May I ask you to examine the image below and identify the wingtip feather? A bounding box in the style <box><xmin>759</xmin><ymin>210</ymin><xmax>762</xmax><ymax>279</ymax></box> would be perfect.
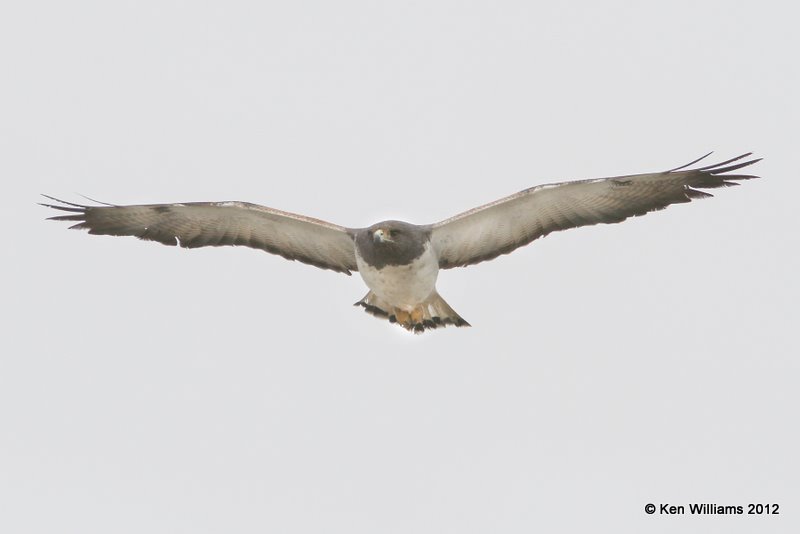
<box><xmin>668</xmin><ymin>152</ymin><xmax>714</xmax><ymax>172</ymax></box>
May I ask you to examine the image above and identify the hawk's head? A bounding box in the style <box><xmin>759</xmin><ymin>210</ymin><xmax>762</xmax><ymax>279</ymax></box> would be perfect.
<box><xmin>355</xmin><ymin>221</ymin><xmax>431</xmax><ymax>269</ymax></box>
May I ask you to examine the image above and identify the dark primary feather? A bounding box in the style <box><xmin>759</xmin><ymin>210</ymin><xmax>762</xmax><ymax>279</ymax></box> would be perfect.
<box><xmin>429</xmin><ymin>153</ymin><xmax>760</xmax><ymax>269</ymax></box>
<box><xmin>41</xmin><ymin>197</ymin><xmax>359</xmax><ymax>274</ymax></box>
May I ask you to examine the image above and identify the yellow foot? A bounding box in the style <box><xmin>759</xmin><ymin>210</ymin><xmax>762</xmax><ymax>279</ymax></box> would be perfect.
<box><xmin>391</xmin><ymin>307</ymin><xmax>430</xmax><ymax>332</ymax></box>
<box><xmin>394</xmin><ymin>309</ymin><xmax>412</xmax><ymax>329</ymax></box>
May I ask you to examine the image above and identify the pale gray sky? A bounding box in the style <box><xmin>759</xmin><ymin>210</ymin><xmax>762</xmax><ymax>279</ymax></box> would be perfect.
<box><xmin>2</xmin><ymin>1</ymin><xmax>798</xmax><ymax>532</ymax></box>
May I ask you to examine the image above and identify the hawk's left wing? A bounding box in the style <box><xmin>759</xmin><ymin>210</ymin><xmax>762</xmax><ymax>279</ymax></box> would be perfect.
<box><xmin>429</xmin><ymin>153</ymin><xmax>760</xmax><ymax>269</ymax></box>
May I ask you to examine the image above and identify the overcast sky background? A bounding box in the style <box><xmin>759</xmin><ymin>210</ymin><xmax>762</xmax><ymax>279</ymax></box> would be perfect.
<box><xmin>2</xmin><ymin>1</ymin><xmax>798</xmax><ymax>532</ymax></box>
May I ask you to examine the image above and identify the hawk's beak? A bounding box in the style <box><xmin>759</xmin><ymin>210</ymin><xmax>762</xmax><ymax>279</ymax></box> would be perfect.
<box><xmin>374</xmin><ymin>228</ymin><xmax>393</xmax><ymax>243</ymax></box>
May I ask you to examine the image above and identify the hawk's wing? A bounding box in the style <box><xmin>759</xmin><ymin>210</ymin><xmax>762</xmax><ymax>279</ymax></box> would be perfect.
<box><xmin>42</xmin><ymin>198</ymin><xmax>358</xmax><ymax>274</ymax></box>
<box><xmin>430</xmin><ymin>153</ymin><xmax>760</xmax><ymax>269</ymax></box>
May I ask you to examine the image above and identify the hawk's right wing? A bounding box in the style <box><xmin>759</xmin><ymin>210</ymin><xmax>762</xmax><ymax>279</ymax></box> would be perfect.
<box><xmin>42</xmin><ymin>197</ymin><xmax>359</xmax><ymax>274</ymax></box>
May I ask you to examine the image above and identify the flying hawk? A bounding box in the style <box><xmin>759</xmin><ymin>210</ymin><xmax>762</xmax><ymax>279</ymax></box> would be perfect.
<box><xmin>42</xmin><ymin>153</ymin><xmax>760</xmax><ymax>333</ymax></box>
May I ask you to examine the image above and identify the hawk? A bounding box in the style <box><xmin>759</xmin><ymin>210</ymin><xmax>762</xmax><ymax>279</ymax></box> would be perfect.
<box><xmin>42</xmin><ymin>153</ymin><xmax>760</xmax><ymax>333</ymax></box>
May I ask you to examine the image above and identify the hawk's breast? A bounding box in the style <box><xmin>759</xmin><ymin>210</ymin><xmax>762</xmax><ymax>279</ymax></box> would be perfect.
<box><xmin>355</xmin><ymin>242</ymin><xmax>440</xmax><ymax>310</ymax></box>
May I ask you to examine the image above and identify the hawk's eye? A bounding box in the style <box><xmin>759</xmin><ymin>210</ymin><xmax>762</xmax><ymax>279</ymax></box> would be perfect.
<box><xmin>390</xmin><ymin>229</ymin><xmax>399</xmax><ymax>238</ymax></box>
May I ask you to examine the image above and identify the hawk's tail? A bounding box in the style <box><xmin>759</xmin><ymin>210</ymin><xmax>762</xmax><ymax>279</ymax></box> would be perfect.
<box><xmin>354</xmin><ymin>290</ymin><xmax>471</xmax><ymax>333</ymax></box>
